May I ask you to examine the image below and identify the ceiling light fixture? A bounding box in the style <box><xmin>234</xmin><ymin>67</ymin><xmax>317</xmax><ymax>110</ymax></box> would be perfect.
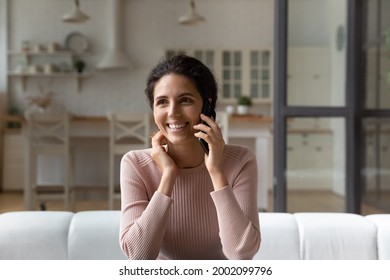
<box><xmin>62</xmin><ymin>0</ymin><xmax>90</xmax><ymax>23</ymax></box>
<box><xmin>179</xmin><ymin>0</ymin><xmax>205</xmax><ymax>25</ymax></box>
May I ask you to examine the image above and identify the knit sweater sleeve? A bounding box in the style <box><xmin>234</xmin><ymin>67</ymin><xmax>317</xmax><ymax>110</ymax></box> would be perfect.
<box><xmin>119</xmin><ymin>151</ymin><xmax>172</xmax><ymax>260</ymax></box>
<box><xmin>210</xmin><ymin>146</ymin><xmax>261</xmax><ymax>259</ymax></box>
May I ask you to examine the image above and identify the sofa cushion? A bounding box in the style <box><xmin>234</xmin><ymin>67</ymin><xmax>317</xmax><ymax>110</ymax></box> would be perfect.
<box><xmin>294</xmin><ymin>213</ymin><xmax>378</xmax><ymax>260</ymax></box>
<box><xmin>365</xmin><ymin>214</ymin><xmax>390</xmax><ymax>260</ymax></box>
<box><xmin>0</xmin><ymin>211</ymin><xmax>73</xmax><ymax>260</ymax></box>
<box><xmin>67</xmin><ymin>211</ymin><xmax>126</xmax><ymax>259</ymax></box>
<box><xmin>253</xmin><ymin>213</ymin><xmax>300</xmax><ymax>260</ymax></box>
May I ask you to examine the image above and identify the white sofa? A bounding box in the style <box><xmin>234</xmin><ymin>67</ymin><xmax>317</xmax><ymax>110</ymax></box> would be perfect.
<box><xmin>0</xmin><ymin>211</ymin><xmax>389</xmax><ymax>260</ymax></box>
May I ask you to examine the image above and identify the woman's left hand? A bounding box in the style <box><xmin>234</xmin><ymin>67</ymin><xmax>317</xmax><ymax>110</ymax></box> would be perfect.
<box><xmin>194</xmin><ymin>114</ymin><xmax>227</xmax><ymax>187</ymax></box>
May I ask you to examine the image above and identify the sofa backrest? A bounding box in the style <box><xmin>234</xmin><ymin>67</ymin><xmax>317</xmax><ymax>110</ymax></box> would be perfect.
<box><xmin>0</xmin><ymin>211</ymin><xmax>73</xmax><ymax>259</ymax></box>
<box><xmin>253</xmin><ymin>213</ymin><xmax>300</xmax><ymax>259</ymax></box>
<box><xmin>294</xmin><ymin>213</ymin><xmax>377</xmax><ymax>260</ymax></box>
<box><xmin>67</xmin><ymin>211</ymin><xmax>126</xmax><ymax>260</ymax></box>
<box><xmin>0</xmin><ymin>211</ymin><xmax>389</xmax><ymax>260</ymax></box>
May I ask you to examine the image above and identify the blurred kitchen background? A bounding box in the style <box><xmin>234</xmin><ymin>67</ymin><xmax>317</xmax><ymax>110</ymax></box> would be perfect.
<box><xmin>0</xmin><ymin>0</ymin><xmax>389</xmax><ymax>214</ymax></box>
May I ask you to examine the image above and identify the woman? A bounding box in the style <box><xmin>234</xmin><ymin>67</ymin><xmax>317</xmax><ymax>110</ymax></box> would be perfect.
<box><xmin>119</xmin><ymin>55</ymin><xmax>260</xmax><ymax>259</ymax></box>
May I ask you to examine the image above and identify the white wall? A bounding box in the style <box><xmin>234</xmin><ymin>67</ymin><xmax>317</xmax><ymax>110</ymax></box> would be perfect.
<box><xmin>7</xmin><ymin>0</ymin><xmax>274</xmax><ymax>116</ymax></box>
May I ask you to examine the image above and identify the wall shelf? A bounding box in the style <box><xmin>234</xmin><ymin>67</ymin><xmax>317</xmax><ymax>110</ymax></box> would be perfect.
<box><xmin>7</xmin><ymin>49</ymin><xmax>92</xmax><ymax>93</ymax></box>
<box><xmin>8</xmin><ymin>50</ymin><xmax>78</xmax><ymax>56</ymax></box>
<box><xmin>7</xmin><ymin>71</ymin><xmax>92</xmax><ymax>93</ymax></box>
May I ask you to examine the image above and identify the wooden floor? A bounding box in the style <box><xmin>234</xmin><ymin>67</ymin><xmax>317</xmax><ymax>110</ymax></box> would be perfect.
<box><xmin>268</xmin><ymin>190</ymin><xmax>386</xmax><ymax>215</ymax></box>
<box><xmin>0</xmin><ymin>191</ymin><xmax>117</xmax><ymax>213</ymax></box>
<box><xmin>0</xmin><ymin>190</ymin><xmax>385</xmax><ymax>214</ymax></box>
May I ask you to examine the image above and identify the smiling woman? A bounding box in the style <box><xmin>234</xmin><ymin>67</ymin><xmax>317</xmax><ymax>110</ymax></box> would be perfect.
<box><xmin>119</xmin><ymin>55</ymin><xmax>260</xmax><ymax>260</ymax></box>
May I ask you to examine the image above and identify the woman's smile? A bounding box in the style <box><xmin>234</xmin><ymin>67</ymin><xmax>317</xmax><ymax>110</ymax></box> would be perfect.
<box><xmin>166</xmin><ymin>122</ymin><xmax>189</xmax><ymax>131</ymax></box>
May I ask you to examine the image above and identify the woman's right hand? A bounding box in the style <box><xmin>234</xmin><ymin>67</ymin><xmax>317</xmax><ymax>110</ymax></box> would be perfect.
<box><xmin>151</xmin><ymin>131</ymin><xmax>178</xmax><ymax>196</ymax></box>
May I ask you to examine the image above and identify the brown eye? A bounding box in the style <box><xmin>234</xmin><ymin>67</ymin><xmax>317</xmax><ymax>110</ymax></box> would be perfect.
<box><xmin>155</xmin><ymin>99</ymin><xmax>168</xmax><ymax>106</ymax></box>
<box><xmin>181</xmin><ymin>97</ymin><xmax>193</xmax><ymax>104</ymax></box>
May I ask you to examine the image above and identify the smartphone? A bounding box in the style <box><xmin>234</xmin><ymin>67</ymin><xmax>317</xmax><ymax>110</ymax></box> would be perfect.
<box><xmin>198</xmin><ymin>102</ymin><xmax>216</xmax><ymax>154</ymax></box>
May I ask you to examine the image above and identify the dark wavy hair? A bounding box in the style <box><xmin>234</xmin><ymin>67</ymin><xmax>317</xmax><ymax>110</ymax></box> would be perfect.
<box><xmin>145</xmin><ymin>54</ymin><xmax>218</xmax><ymax>110</ymax></box>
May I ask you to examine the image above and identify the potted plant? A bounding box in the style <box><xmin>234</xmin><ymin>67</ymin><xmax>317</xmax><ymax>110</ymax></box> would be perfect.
<box><xmin>236</xmin><ymin>95</ymin><xmax>252</xmax><ymax>115</ymax></box>
<box><xmin>74</xmin><ymin>59</ymin><xmax>86</xmax><ymax>73</ymax></box>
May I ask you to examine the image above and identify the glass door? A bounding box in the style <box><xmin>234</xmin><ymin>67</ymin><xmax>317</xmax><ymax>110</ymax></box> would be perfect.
<box><xmin>286</xmin><ymin>0</ymin><xmax>348</xmax><ymax>212</ymax></box>
<box><xmin>362</xmin><ymin>0</ymin><xmax>390</xmax><ymax>213</ymax></box>
<box><xmin>274</xmin><ymin>0</ymin><xmax>350</xmax><ymax>213</ymax></box>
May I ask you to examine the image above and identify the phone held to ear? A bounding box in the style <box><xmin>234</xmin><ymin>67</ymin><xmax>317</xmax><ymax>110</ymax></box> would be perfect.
<box><xmin>198</xmin><ymin>101</ymin><xmax>216</xmax><ymax>155</ymax></box>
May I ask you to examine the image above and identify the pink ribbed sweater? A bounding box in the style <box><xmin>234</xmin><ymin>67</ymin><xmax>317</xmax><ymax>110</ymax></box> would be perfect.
<box><xmin>119</xmin><ymin>144</ymin><xmax>260</xmax><ymax>260</ymax></box>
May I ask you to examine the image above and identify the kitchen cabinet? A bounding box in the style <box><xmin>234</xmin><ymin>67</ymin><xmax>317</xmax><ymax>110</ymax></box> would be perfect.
<box><xmin>287</xmin><ymin>48</ymin><xmax>331</xmax><ymax>106</ymax></box>
<box><xmin>286</xmin><ymin>117</ymin><xmax>333</xmax><ymax>191</ymax></box>
<box><xmin>165</xmin><ymin>48</ymin><xmax>273</xmax><ymax>105</ymax></box>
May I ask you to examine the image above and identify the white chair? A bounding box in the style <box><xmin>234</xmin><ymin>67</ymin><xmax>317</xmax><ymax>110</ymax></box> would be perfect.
<box><xmin>216</xmin><ymin>110</ymin><xmax>229</xmax><ymax>144</ymax></box>
<box><xmin>24</xmin><ymin>112</ymin><xmax>73</xmax><ymax>211</ymax></box>
<box><xmin>107</xmin><ymin>112</ymin><xmax>150</xmax><ymax>210</ymax></box>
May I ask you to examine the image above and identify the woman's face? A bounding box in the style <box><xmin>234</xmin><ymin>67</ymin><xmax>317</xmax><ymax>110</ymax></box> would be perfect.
<box><xmin>153</xmin><ymin>73</ymin><xmax>203</xmax><ymax>146</ymax></box>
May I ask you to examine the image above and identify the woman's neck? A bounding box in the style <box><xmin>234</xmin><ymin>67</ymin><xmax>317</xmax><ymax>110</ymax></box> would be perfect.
<box><xmin>167</xmin><ymin>141</ymin><xmax>205</xmax><ymax>169</ymax></box>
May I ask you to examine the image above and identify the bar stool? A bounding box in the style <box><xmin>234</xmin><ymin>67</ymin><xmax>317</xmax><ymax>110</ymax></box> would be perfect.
<box><xmin>24</xmin><ymin>112</ymin><xmax>73</xmax><ymax>211</ymax></box>
<box><xmin>107</xmin><ymin>112</ymin><xmax>150</xmax><ymax>210</ymax></box>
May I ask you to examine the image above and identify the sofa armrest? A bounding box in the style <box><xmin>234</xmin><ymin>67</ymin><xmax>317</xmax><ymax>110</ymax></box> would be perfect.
<box><xmin>366</xmin><ymin>214</ymin><xmax>390</xmax><ymax>260</ymax></box>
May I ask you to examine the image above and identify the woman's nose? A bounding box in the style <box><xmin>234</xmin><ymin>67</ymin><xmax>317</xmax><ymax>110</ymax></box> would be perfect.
<box><xmin>168</xmin><ymin>103</ymin><xmax>181</xmax><ymax>117</ymax></box>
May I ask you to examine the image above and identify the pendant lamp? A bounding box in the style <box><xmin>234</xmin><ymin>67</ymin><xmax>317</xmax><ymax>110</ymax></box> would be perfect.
<box><xmin>62</xmin><ymin>0</ymin><xmax>90</xmax><ymax>23</ymax></box>
<box><xmin>179</xmin><ymin>0</ymin><xmax>205</xmax><ymax>25</ymax></box>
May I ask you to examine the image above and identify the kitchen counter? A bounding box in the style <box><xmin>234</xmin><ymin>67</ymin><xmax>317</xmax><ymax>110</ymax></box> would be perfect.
<box><xmin>1</xmin><ymin>113</ymin><xmax>273</xmax><ymax>211</ymax></box>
